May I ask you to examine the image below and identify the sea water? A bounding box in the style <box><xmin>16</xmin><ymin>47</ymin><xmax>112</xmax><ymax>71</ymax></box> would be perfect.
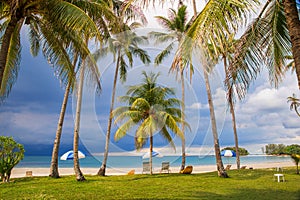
<box><xmin>16</xmin><ymin>155</ymin><xmax>292</xmax><ymax>169</ymax></box>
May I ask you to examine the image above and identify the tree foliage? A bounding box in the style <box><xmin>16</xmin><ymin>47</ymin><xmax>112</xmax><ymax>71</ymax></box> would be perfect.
<box><xmin>0</xmin><ymin>136</ymin><xmax>24</xmax><ymax>182</ymax></box>
<box><xmin>265</xmin><ymin>144</ymin><xmax>287</xmax><ymax>155</ymax></box>
<box><xmin>284</xmin><ymin>144</ymin><xmax>300</xmax><ymax>174</ymax></box>
<box><xmin>222</xmin><ymin>147</ymin><xmax>249</xmax><ymax>156</ymax></box>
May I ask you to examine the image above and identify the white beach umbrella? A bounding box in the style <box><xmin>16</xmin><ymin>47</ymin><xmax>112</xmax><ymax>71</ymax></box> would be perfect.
<box><xmin>60</xmin><ymin>150</ymin><xmax>85</xmax><ymax>160</ymax></box>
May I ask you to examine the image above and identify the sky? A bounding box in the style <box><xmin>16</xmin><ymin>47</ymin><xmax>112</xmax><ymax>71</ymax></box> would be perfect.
<box><xmin>0</xmin><ymin>1</ymin><xmax>300</xmax><ymax>156</ymax></box>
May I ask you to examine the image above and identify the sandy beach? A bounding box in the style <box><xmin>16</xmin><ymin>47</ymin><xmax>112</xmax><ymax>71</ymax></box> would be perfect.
<box><xmin>11</xmin><ymin>160</ymin><xmax>294</xmax><ymax>178</ymax></box>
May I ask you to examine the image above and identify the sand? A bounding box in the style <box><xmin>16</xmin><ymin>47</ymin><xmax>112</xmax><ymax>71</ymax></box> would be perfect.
<box><xmin>11</xmin><ymin>160</ymin><xmax>294</xmax><ymax>178</ymax></box>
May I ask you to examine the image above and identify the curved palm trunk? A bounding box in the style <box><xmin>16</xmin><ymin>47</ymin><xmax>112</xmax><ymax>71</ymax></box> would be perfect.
<box><xmin>150</xmin><ymin>131</ymin><xmax>153</xmax><ymax>175</ymax></box>
<box><xmin>73</xmin><ymin>62</ymin><xmax>86</xmax><ymax>181</ymax></box>
<box><xmin>49</xmin><ymin>53</ymin><xmax>78</xmax><ymax>178</ymax></box>
<box><xmin>295</xmin><ymin>107</ymin><xmax>300</xmax><ymax>117</ymax></box>
<box><xmin>49</xmin><ymin>81</ymin><xmax>71</xmax><ymax>178</ymax></box>
<box><xmin>223</xmin><ymin>56</ymin><xmax>240</xmax><ymax>169</ymax></box>
<box><xmin>0</xmin><ymin>16</ymin><xmax>20</xmax><ymax>90</ymax></box>
<box><xmin>283</xmin><ymin>0</ymin><xmax>300</xmax><ymax>89</ymax></box>
<box><xmin>180</xmin><ymin>70</ymin><xmax>186</xmax><ymax>171</ymax></box>
<box><xmin>97</xmin><ymin>51</ymin><xmax>120</xmax><ymax>176</ymax></box>
<box><xmin>203</xmin><ymin>67</ymin><xmax>228</xmax><ymax>178</ymax></box>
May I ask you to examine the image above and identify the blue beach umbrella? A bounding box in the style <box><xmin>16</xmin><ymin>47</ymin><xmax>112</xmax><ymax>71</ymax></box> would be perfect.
<box><xmin>60</xmin><ymin>150</ymin><xmax>85</xmax><ymax>160</ymax></box>
<box><xmin>221</xmin><ymin>150</ymin><xmax>236</xmax><ymax>165</ymax></box>
<box><xmin>221</xmin><ymin>150</ymin><xmax>236</xmax><ymax>157</ymax></box>
<box><xmin>142</xmin><ymin>151</ymin><xmax>163</xmax><ymax>159</ymax></box>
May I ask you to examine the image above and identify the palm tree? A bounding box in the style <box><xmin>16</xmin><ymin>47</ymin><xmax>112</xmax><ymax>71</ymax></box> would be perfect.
<box><xmin>227</xmin><ymin>0</ymin><xmax>300</xmax><ymax>100</ymax></box>
<box><xmin>283</xmin><ymin>0</ymin><xmax>300</xmax><ymax>89</ymax></box>
<box><xmin>48</xmin><ymin>0</ymin><xmax>115</xmax><ymax>178</ymax></box>
<box><xmin>174</xmin><ymin>0</ymin><xmax>258</xmax><ymax>177</ymax></box>
<box><xmin>0</xmin><ymin>0</ymin><xmax>103</xmax><ymax>102</ymax></box>
<box><xmin>113</xmin><ymin>71</ymin><xmax>188</xmax><ymax>175</ymax></box>
<box><xmin>49</xmin><ymin>53</ymin><xmax>78</xmax><ymax>178</ymax></box>
<box><xmin>96</xmin><ymin>0</ymin><xmax>150</xmax><ymax>176</ymax></box>
<box><xmin>226</xmin><ymin>0</ymin><xmax>292</xmax><ymax>100</ymax></box>
<box><xmin>149</xmin><ymin>5</ymin><xmax>192</xmax><ymax>171</ymax></box>
<box><xmin>287</xmin><ymin>93</ymin><xmax>300</xmax><ymax>117</ymax></box>
<box><xmin>206</xmin><ymin>32</ymin><xmax>241</xmax><ymax>169</ymax></box>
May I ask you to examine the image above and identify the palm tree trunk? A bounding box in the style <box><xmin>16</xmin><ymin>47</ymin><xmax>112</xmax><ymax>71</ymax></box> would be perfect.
<box><xmin>223</xmin><ymin>56</ymin><xmax>240</xmax><ymax>169</ymax></box>
<box><xmin>283</xmin><ymin>0</ymin><xmax>300</xmax><ymax>89</ymax></box>
<box><xmin>192</xmin><ymin>0</ymin><xmax>197</xmax><ymax>19</ymax></box>
<box><xmin>73</xmin><ymin>62</ymin><xmax>86</xmax><ymax>181</ymax></box>
<box><xmin>295</xmin><ymin>108</ymin><xmax>300</xmax><ymax>117</ymax></box>
<box><xmin>97</xmin><ymin>51</ymin><xmax>120</xmax><ymax>176</ymax></box>
<box><xmin>203</xmin><ymin>67</ymin><xmax>228</xmax><ymax>178</ymax></box>
<box><xmin>49</xmin><ymin>53</ymin><xmax>78</xmax><ymax>178</ymax></box>
<box><xmin>150</xmin><ymin>130</ymin><xmax>153</xmax><ymax>175</ymax></box>
<box><xmin>49</xmin><ymin>81</ymin><xmax>71</xmax><ymax>178</ymax></box>
<box><xmin>180</xmin><ymin>70</ymin><xmax>186</xmax><ymax>171</ymax></box>
<box><xmin>0</xmin><ymin>16</ymin><xmax>19</xmax><ymax>90</ymax></box>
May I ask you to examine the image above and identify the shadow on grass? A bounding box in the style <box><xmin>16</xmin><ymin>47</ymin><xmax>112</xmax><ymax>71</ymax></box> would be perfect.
<box><xmin>190</xmin><ymin>188</ymin><xmax>300</xmax><ymax>200</ymax></box>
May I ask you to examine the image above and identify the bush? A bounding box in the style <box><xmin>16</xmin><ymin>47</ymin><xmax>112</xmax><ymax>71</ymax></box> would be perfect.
<box><xmin>284</xmin><ymin>144</ymin><xmax>300</xmax><ymax>174</ymax></box>
<box><xmin>0</xmin><ymin>136</ymin><xmax>25</xmax><ymax>182</ymax></box>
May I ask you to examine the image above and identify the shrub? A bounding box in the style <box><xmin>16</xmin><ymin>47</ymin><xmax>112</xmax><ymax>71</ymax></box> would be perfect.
<box><xmin>0</xmin><ymin>136</ymin><xmax>25</xmax><ymax>182</ymax></box>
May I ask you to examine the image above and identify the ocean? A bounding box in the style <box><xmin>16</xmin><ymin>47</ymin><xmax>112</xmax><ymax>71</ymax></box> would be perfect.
<box><xmin>16</xmin><ymin>155</ymin><xmax>292</xmax><ymax>169</ymax></box>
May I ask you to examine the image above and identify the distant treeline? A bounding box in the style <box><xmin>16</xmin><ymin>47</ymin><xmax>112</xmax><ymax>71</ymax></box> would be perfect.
<box><xmin>222</xmin><ymin>147</ymin><xmax>249</xmax><ymax>156</ymax></box>
<box><xmin>264</xmin><ymin>144</ymin><xmax>300</xmax><ymax>155</ymax></box>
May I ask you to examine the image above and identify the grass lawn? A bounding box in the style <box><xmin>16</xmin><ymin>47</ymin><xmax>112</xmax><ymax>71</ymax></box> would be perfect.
<box><xmin>1</xmin><ymin>167</ymin><xmax>300</xmax><ymax>199</ymax></box>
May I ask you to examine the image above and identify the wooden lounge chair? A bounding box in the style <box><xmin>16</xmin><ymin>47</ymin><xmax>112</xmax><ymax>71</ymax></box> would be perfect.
<box><xmin>180</xmin><ymin>166</ymin><xmax>193</xmax><ymax>174</ymax></box>
<box><xmin>225</xmin><ymin>165</ymin><xmax>232</xmax><ymax>171</ymax></box>
<box><xmin>142</xmin><ymin>162</ymin><xmax>150</xmax><ymax>174</ymax></box>
<box><xmin>240</xmin><ymin>166</ymin><xmax>247</xmax><ymax>169</ymax></box>
<box><xmin>127</xmin><ymin>169</ymin><xmax>135</xmax><ymax>175</ymax></box>
<box><xmin>160</xmin><ymin>162</ymin><xmax>170</xmax><ymax>173</ymax></box>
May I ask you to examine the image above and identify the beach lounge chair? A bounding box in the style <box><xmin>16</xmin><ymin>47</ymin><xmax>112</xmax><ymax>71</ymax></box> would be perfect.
<box><xmin>142</xmin><ymin>162</ymin><xmax>150</xmax><ymax>174</ymax></box>
<box><xmin>127</xmin><ymin>169</ymin><xmax>135</xmax><ymax>175</ymax></box>
<box><xmin>241</xmin><ymin>166</ymin><xmax>247</xmax><ymax>169</ymax></box>
<box><xmin>225</xmin><ymin>165</ymin><xmax>232</xmax><ymax>171</ymax></box>
<box><xmin>180</xmin><ymin>166</ymin><xmax>193</xmax><ymax>174</ymax></box>
<box><xmin>160</xmin><ymin>162</ymin><xmax>170</xmax><ymax>173</ymax></box>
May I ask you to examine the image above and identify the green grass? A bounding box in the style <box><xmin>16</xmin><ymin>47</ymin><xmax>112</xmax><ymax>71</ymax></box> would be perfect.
<box><xmin>1</xmin><ymin>168</ymin><xmax>300</xmax><ymax>199</ymax></box>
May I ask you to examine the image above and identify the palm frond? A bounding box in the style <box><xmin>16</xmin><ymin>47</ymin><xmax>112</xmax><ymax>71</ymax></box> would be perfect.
<box><xmin>28</xmin><ymin>20</ymin><xmax>40</xmax><ymax>57</ymax></box>
<box><xmin>45</xmin><ymin>0</ymin><xmax>101</xmax><ymax>40</ymax></box>
<box><xmin>159</xmin><ymin>126</ymin><xmax>176</xmax><ymax>150</ymax></box>
<box><xmin>128</xmin><ymin>46</ymin><xmax>151</xmax><ymax>65</ymax></box>
<box><xmin>154</xmin><ymin>43</ymin><xmax>174</xmax><ymax>65</ymax></box>
<box><xmin>148</xmin><ymin>31</ymin><xmax>176</xmax><ymax>44</ymax></box>
<box><xmin>227</xmin><ymin>0</ymin><xmax>291</xmax><ymax>99</ymax></box>
<box><xmin>114</xmin><ymin>118</ymin><xmax>135</xmax><ymax>141</ymax></box>
<box><xmin>119</xmin><ymin>56</ymin><xmax>128</xmax><ymax>82</ymax></box>
<box><xmin>0</xmin><ymin>20</ymin><xmax>21</xmax><ymax>101</ymax></box>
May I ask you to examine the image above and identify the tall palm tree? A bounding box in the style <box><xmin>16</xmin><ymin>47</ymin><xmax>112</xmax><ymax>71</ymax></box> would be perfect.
<box><xmin>226</xmin><ymin>0</ymin><xmax>292</xmax><ymax>100</ymax></box>
<box><xmin>287</xmin><ymin>93</ymin><xmax>300</xmax><ymax>117</ymax></box>
<box><xmin>283</xmin><ymin>0</ymin><xmax>300</xmax><ymax>89</ymax></box>
<box><xmin>49</xmin><ymin>52</ymin><xmax>78</xmax><ymax>178</ymax></box>
<box><xmin>227</xmin><ymin>0</ymin><xmax>300</xmax><ymax>100</ymax></box>
<box><xmin>149</xmin><ymin>5</ymin><xmax>192</xmax><ymax>171</ymax></box>
<box><xmin>48</xmin><ymin>0</ymin><xmax>115</xmax><ymax>178</ymax></box>
<box><xmin>0</xmin><ymin>0</ymin><xmax>102</xmax><ymax>102</ymax></box>
<box><xmin>175</xmin><ymin>0</ymin><xmax>258</xmax><ymax>177</ymax></box>
<box><xmin>96</xmin><ymin>0</ymin><xmax>150</xmax><ymax>176</ymax></box>
<box><xmin>113</xmin><ymin>71</ymin><xmax>188</xmax><ymax>175</ymax></box>
<box><xmin>73</xmin><ymin>52</ymin><xmax>89</xmax><ymax>181</ymax></box>
<box><xmin>206</xmin><ymin>32</ymin><xmax>241</xmax><ymax>169</ymax></box>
